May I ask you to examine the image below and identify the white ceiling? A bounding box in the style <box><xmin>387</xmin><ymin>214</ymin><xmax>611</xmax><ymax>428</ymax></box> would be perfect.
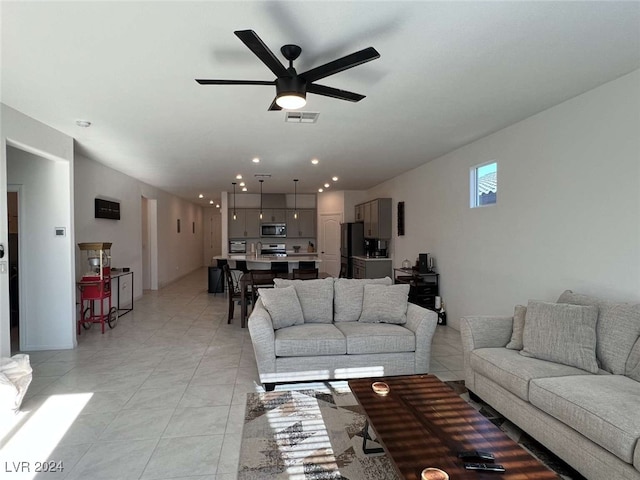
<box><xmin>2</xmin><ymin>1</ymin><xmax>639</xmax><ymax>205</ymax></box>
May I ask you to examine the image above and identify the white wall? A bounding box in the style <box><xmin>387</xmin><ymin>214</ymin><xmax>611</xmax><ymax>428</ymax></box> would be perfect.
<box><xmin>74</xmin><ymin>154</ymin><xmax>204</xmax><ymax>293</ymax></box>
<box><xmin>367</xmin><ymin>70</ymin><xmax>640</xmax><ymax>330</ymax></box>
<box><xmin>1</xmin><ymin>104</ymin><xmax>75</xmax><ymax>354</ymax></box>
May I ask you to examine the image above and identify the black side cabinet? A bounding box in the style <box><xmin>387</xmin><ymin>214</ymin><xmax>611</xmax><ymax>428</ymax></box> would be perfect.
<box><xmin>394</xmin><ymin>268</ymin><xmax>446</xmax><ymax>325</ymax></box>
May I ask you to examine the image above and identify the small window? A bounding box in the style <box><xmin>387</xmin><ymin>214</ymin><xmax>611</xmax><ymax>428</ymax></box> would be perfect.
<box><xmin>470</xmin><ymin>161</ymin><xmax>497</xmax><ymax>208</ymax></box>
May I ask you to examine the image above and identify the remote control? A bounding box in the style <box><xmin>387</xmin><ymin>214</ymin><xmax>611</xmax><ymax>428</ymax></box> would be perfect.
<box><xmin>458</xmin><ymin>450</ymin><xmax>495</xmax><ymax>461</ymax></box>
<box><xmin>464</xmin><ymin>463</ymin><xmax>506</xmax><ymax>472</ymax></box>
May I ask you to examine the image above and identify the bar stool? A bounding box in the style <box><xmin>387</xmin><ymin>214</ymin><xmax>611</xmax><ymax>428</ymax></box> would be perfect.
<box><xmin>298</xmin><ymin>261</ymin><xmax>316</xmax><ymax>270</ymax></box>
<box><xmin>271</xmin><ymin>262</ymin><xmax>289</xmax><ymax>275</ymax></box>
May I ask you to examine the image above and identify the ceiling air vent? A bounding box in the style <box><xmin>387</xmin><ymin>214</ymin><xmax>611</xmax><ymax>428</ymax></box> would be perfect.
<box><xmin>284</xmin><ymin>111</ymin><xmax>320</xmax><ymax>123</ymax></box>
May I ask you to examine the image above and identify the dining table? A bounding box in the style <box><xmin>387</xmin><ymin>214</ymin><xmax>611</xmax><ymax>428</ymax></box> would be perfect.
<box><xmin>239</xmin><ymin>271</ymin><xmax>331</xmax><ymax>327</ymax></box>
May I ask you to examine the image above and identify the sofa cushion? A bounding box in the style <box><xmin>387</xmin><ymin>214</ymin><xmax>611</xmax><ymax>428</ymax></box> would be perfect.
<box><xmin>275</xmin><ymin>324</ymin><xmax>346</xmax><ymax>357</ymax></box>
<box><xmin>333</xmin><ymin>277</ymin><xmax>393</xmax><ymax>322</ymax></box>
<box><xmin>530</xmin><ymin>375</ymin><xmax>640</xmax><ymax>464</ymax></box>
<box><xmin>596</xmin><ymin>303</ymin><xmax>640</xmax><ymax>374</ymax></box>
<box><xmin>505</xmin><ymin>305</ymin><xmax>526</xmax><ymax>350</ymax></box>
<box><xmin>626</xmin><ymin>337</ymin><xmax>640</xmax><ymax>382</ymax></box>
<box><xmin>258</xmin><ymin>286</ymin><xmax>304</xmax><ymax>330</ymax></box>
<box><xmin>274</xmin><ymin>277</ymin><xmax>334</xmax><ymax>324</ymax></box>
<box><xmin>558</xmin><ymin>290</ymin><xmax>640</xmax><ymax>374</ymax></box>
<box><xmin>635</xmin><ymin>438</ymin><xmax>640</xmax><ymax>473</ymax></box>
<box><xmin>470</xmin><ymin>348</ymin><xmax>591</xmax><ymax>401</ymax></box>
<box><xmin>520</xmin><ymin>300</ymin><xmax>599</xmax><ymax>373</ymax></box>
<box><xmin>359</xmin><ymin>283</ymin><xmax>410</xmax><ymax>324</ymax></box>
<box><xmin>335</xmin><ymin>322</ymin><xmax>415</xmax><ymax>354</ymax></box>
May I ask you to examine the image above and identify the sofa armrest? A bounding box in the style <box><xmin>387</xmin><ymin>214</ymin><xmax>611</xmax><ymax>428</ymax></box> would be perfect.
<box><xmin>404</xmin><ymin>303</ymin><xmax>438</xmax><ymax>374</ymax></box>
<box><xmin>247</xmin><ymin>298</ymin><xmax>276</xmax><ymax>381</ymax></box>
<box><xmin>460</xmin><ymin>315</ymin><xmax>513</xmax><ymax>392</ymax></box>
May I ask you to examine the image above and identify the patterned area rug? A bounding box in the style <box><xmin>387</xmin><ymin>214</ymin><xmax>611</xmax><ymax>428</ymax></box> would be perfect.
<box><xmin>238</xmin><ymin>380</ymin><xmax>586</xmax><ymax>480</ymax></box>
<box><xmin>238</xmin><ymin>386</ymin><xmax>400</xmax><ymax>480</ymax></box>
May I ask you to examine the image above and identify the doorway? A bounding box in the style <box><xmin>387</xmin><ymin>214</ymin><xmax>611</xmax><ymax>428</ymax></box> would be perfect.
<box><xmin>7</xmin><ymin>190</ymin><xmax>19</xmax><ymax>352</ymax></box>
<box><xmin>319</xmin><ymin>213</ymin><xmax>342</xmax><ymax>277</ymax></box>
<box><xmin>141</xmin><ymin>196</ymin><xmax>158</xmax><ymax>291</ymax></box>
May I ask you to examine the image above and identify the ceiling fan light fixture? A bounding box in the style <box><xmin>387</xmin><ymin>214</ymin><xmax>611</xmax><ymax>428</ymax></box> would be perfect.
<box><xmin>275</xmin><ymin>77</ymin><xmax>307</xmax><ymax>110</ymax></box>
<box><xmin>276</xmin><ymin>93</ymin><xmax>306</xmax><ymax>110</ymax></box>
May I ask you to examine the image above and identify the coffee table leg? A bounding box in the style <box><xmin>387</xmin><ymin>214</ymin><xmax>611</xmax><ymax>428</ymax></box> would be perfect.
<box><xmin>361</xmin><ymin>419</ymin><xmax>385</xmax><ymax>454</ymax></box>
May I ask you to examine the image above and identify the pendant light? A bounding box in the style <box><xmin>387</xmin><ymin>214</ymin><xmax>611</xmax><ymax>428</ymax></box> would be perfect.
<box><xmin>231</xmin><ymin>182</ymin><xmax>237</xmax><ymax>220</ymax></box>
<box><xmin>293</xmin><ymin>179</ymin><xmax>299</xmax><ymax>219</ymax></box>
<box><xmin>259</xmin><ymin>179</ymin><xmax>264</xmax><ymax>220</ymax></box>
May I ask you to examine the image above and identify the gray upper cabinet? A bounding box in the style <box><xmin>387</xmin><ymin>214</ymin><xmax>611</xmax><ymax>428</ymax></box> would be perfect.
<box><xmin>357</xmin><ymin>198</ymin><xmax>392</xmax><ymax>238</ymax></box>
<box><xmin>228</xmin><ymin>208</ymin><xmax>260</xmax><ymax>238</ymax></box>
<box><xmin>228</xmin><ymin>208</ymin><xmax>246</xmax><ymax>238</ymax></box>
<box><xmin>355</xmin><ymin>204</ymin><xmax>365</xmax><ymax>223</ymax></box>
<box><xmin>286</xmin><ymin>209</ymin><xmax>316</xmax><ymax>238</ymax></box>
<box><xmin>262</xmin><ymin>209</ymin><xmax>286</xmax><ymax>223</ymax></box>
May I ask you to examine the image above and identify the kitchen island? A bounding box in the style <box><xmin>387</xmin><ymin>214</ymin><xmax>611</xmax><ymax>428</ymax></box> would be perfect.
<box><xmin>214</xmin><ymin>254</ymin><xmax>320</xmax><ymax>272</ymax></box>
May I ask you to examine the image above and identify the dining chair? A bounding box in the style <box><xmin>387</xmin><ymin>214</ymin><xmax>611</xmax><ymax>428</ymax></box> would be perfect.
<box><xmin>249</xmin><ymin>270</ymin><xmax>277</xmax><ymax>306</ymax></box>
<box><xmin>234</xmin><ymin>260</ymin><xmax>249</xmax><ymax>273</ymax></box>
<box><xmin>292</xmin><ymin>268</ymin><xmax>319</xmax><ymax>280</ymax></box>
<box><xmin>223</xmin><ymin>264</ymin><xmax>251</xmax><ymax>323</ymax></box>
<box><xmin>339</xmin><ymin>263</ymin><xmax>348</xmax><ymax>278</ymax></box>
<box><xmin>298</xmin><ymin>261</ymin><xmax>316</xmax><ymax>270</ymax></box>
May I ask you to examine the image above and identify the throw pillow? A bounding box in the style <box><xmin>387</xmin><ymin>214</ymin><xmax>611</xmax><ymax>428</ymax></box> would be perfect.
<box><xmin>258</xmin><ymin>285</ymin><xmax>304</xmax><ymax>330</ymax></box>
<box><xmin>557</xmin><ymin>289</ymin><xmax>600</xmax><ymax>308</ymax></box>
<box><xmin>273</xmin><ymin>277</ymin><xmax>334</xmax><ymax>323</ymax></box>
<box><xmin>333</xmin><ymin>277</ymin><xmax>393</xmax><ymax>322</ymax></box>
<box><xmin>505</xmin><ymin>305</ymin><xmax>527</xmax><ymax>350</ymax></box>
<box><xmin>520</xmin><ymin>300</ymin><xmax>598</xmax><ymax>373</ymax></box>
<box><xmin>596</xmin><ymin>302</ymin><xmax>640</xmax><ymax>374</ymax></box>
<box><xmin>359</xmin><ymin>283</ymin><xmax>410</xmax><ymax>324</ymax></box>
<box><xmin>625</xmin><ymin>336</ymin><xmax>640</xmax><ymax>382</ymax></box>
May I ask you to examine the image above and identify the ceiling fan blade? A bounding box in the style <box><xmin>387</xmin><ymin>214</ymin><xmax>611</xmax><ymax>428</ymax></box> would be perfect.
<box><xmin>307</xmin><ymin>84</ymin><xmax>365</xmax><ymax>102</ymax></box>
<box><xmin>299</xmin><ymin>47</ymin><xmax>380</xmax><ymax>83</ymax></box>
<box><xmin>268</xmin><ymin>98</ymin><xmax>282</xmax><ymax>111</ymax></box>
<box><xmin>234</xmin><ymin>30</ymin><xmax>289</xmax><ymax>78</ymax></box>
<box><xmin>195</xmin><ymin>79</ymin><xmax>274</xmax><ymax>85</ymax></box>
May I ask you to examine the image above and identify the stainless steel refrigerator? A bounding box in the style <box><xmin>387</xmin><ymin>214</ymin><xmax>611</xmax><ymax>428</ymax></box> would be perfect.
<box><xmin>340</xmin><ymin>222</ymin><xmax>364</xmax><ymax>278</ymax></box>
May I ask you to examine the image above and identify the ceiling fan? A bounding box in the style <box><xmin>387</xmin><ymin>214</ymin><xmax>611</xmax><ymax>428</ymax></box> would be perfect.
<box><xmin>196</xmin><ymin>30</ymin><xmax>380</xmax><ymax>110</ymax></box>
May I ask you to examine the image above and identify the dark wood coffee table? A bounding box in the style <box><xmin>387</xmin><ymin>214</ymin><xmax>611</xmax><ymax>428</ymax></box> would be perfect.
<box><xmin>348</xmin><ymin>375</ymin><xmax>559</xmax><ymax>480</ymax></box>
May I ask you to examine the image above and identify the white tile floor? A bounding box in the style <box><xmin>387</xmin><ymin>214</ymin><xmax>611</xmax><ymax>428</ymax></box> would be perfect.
<box><xmin>2</xmin><ymin>268</ymin><xmax>463</xmax><ymax>480</ymax></box>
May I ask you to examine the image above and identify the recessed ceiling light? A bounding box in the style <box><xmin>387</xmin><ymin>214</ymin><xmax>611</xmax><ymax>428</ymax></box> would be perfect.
<box><xmin>236</xmin><ymin>174</ymin><xmax>243</xmax><ymax>179</ymax></box>
<box><xmin>332</xmin><ymin>176</ymin><xmax>339</xmax><ymax>182</ymax></box>
<box><xmin>75</xmin><ymin>120</ymin><xmax>91</xmax><ymax>128</ymax></box>
<box><xmin>252</xmin><ymin>157</ymin><xmax>260</xmax><ymax>163</ymax></box>
<box><xmin>239</xmin><ymin>182</ymin><xmax>245</xmax><ymax>187</ymax></box>
<box><xmin>242</xmin><ymin>187</ymin><xmax>247</xmax><ymax>192</ymax></box>
<box><xmin>318</xmin><ymin>188</ymin><xmax>323</xmax><ymax>193</ymax></box>
<box><xmin>216</xmin><ymin>203</ymin><xmax>220</xmax><ymax>208</ymax></box>
<box><xmin>199</xmin><ymin>194</ymin><xmax>204</xmax><ymax>199</ymax></box>
<box><xmin>209</xmin><ymin>200</ymin><xmax>214</xmax><ymax>204</ymax></box>
<box><xmin>324</xmin><ymin>183</ymin><xmax>330</xmax><ymax>188</ymax></box>
<box><xmin>311</xmin><ymin>158</ymin><xmax>319</xmax><ymax>165</ymax></box>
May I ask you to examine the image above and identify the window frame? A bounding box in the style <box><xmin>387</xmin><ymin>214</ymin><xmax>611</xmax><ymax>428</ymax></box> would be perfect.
<box><xmin>470</xmin><ymin>161</ymin><xmax>497</xmax><ymax>208</ymax></box>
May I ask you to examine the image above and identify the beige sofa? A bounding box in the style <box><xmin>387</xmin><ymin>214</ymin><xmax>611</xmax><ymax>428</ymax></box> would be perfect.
<box><xmin>248</xmin><ymin>277</ymin><xmax>438</xmax><ymax>390</ymax></box>
<box><xmin>461</xmin><ymin>290</ymin><xmax>640</xmax><ymax>480</ymax></box>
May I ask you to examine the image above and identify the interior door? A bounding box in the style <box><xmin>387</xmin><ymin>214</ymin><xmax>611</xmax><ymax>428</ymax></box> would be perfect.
<box><xmin>319</xmin><ymin>213</ymin><xmax>342</xmax><ymax>277</ymax></box>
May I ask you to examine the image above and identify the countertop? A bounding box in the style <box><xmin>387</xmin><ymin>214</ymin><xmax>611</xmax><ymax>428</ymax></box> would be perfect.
<box><xmin>352</xmin><ymin>256</ymin><xmax>392</xmax><ymax>262</ymax></box>
<box><xmin>216</xmin><ymin>255</ymin><xmax>321</xmax><ymax>264</ymax></box>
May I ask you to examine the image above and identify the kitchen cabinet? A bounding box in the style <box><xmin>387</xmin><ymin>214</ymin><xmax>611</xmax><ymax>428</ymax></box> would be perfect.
<box><xmin>352</xmin><ymin>257</ymin><xmax>392</xmax><ymax>279</ymax></box>
<box><xmin>228</xmin><ymin>208</ymin><xmax>260</xmax><ymax>238</ymax></box>
<box><xmin>355</xmin><ymin>204</ymin><xmax>364</xmax><ymax>223</ymax></box>
<box><xmin>286</xmin><ymin>209</ymin><xmax>316</xmax><ymax>238</ymax></box>
<box><xmin>262</xmin><ymin>208</ymin><xmax>286</xmax><ymax>223</ymax></box>
<box><xmin>357</xmin><ymin>198</ymin><xmax>392</xmax><ymax>238</ymax></box>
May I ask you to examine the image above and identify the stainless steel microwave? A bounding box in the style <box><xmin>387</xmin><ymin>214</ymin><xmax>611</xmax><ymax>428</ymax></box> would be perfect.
<box><xmin>261</xmin><ymin>223</ymin><xmax>287</xmax><ymax>238</ymax></box>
